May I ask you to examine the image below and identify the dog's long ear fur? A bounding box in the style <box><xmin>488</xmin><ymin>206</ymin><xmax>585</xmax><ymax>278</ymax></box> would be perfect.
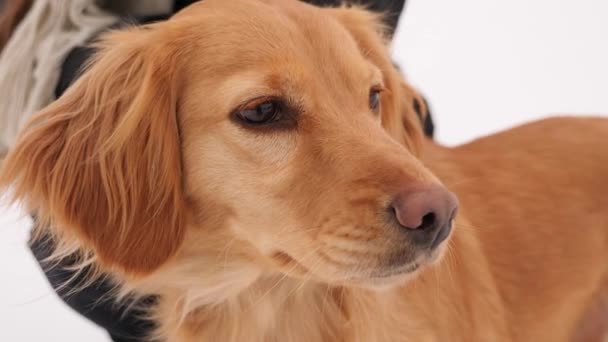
<box><xmin>0</xmin><ymin>25</ymin><xmax>187</xmax><ymax>275</ymax></box>
<box><xmin>330</xmin><ymin>6</ymin><xmax>425</xmax><ymax>153</ymax></box>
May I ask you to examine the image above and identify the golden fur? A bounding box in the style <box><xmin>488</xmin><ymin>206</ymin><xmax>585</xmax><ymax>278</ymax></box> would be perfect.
<box><xmin>1</xmin><ymin>0</ymin><xmax>607</xmax><ymax>341</ymax></box>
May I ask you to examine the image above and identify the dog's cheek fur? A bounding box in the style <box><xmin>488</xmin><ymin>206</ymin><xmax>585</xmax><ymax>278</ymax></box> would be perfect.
<box><xmin>0</xmin><ymin>26</ymin><xmax>189</xmax><ymax>276</ymax></box>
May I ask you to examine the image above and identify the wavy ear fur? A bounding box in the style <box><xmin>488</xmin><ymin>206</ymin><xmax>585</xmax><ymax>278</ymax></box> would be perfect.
<box><xmin>0</xmin><ymin>25</ymin><xmax>187</xmax><ymax>275</ymax></box>
<box><xmin>329</xmin><ymin>6</ymin><xmax>425</xmax><ymax>153</ymax></box>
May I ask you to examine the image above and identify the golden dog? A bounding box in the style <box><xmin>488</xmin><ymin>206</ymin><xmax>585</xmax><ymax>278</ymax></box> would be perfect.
<box><xmin>1</xmin><ymin>0</ymin><xmax>607</xmax><ymax>341</ymax></box>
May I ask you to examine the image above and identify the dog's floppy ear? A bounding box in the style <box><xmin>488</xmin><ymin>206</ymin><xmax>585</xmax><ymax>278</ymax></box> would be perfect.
<box><xmin>0</xmin><ymin>25</ymin><xmax>187</xmax><ymax>275</ymax></box>
<box><xmin>400</xmin><ymin>78</ymin><xmax>433</xmax><ymax>139</ymax></box>
<box><xmin>329</xmin><ymin>6</ymin><xmax>425</xmax><ymax>153</ymax></box>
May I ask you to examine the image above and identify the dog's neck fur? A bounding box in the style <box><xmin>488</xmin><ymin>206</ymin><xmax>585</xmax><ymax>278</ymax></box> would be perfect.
<box><xmin>158</xmin><ymin>277</ymin><xmax>348</xmax><ymax>341</ymax></box>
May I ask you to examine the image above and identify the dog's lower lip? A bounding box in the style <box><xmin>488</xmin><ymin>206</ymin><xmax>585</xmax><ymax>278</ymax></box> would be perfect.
<box><xmin>372</xmin><ymin>263</ymin><xmax>419</xmax><ymax>278</ymax></box>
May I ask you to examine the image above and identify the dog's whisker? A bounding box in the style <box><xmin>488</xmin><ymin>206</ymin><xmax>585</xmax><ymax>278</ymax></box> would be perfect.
<box><xmin>443</xmin><ymin>176</ymin><xmax>487</xmax><ymax>189</ymax></box>
<box><xmin>454</xmin><ymin>222</ymin><xmax>486</xmax><ymax>232</ymax></box>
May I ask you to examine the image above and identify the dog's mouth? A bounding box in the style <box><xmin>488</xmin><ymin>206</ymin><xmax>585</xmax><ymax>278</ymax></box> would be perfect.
<box><xmin>269</xmin><ymin>250</ymin><xmax>313</xmax><ymax>278</ymax></box>
<box><xmin>337</xmin><ymin>262</ymin><xmax>422</xmax><ymax>289</ymax></box>
<box><xmin>371</xmin><ymin>262</ymin><xmax>420</xmax><ymax>278</ymax></box>
<box><xmin>267</xmin><ymin>221</ymin><xmax>452</xmax><ymax>288</ymax></box>
<box><xmin>269</xmin><ymin>249</ymin><xmax>440</xmax><ymax>289</ymax></box>
<box><xmin>340</xmin><ymin>236</ymin><xmax>451</xmax><ymax>288</ymax></box>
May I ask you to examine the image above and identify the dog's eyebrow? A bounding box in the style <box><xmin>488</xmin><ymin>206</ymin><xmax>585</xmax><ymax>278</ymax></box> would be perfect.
<box><xmin>367</xmin><ymin>66</ymin><xmax>383</xmax><ymax>86</ymax></box>
<box><xmin>218</xmin><ymin>72</ymin><xmax>282</xmax><ymax>110</ymax></box>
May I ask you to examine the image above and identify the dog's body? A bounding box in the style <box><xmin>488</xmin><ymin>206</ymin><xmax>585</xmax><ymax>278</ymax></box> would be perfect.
<box><xmin>425</xmin><ymin>118</ymin><xmax>608</xmax><ymax>341</ymax></box>
<box><xmin>1</xmin><ymin>0</ymin><xmax>607</xmax><ymax>341</ymax></box>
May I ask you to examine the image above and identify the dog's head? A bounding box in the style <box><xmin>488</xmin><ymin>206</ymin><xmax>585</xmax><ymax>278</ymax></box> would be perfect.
<box><xmin>0</xmin><ymin>0</ymin><xmax>457</xmax><ymax>291</ymax></box>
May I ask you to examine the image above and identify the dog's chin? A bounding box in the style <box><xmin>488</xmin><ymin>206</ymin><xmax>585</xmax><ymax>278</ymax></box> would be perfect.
<box><xmin>353</xmin><ymin>263</ymin><xmax>422</xmax><ymax>290</ymax></box>
<box><xmin>345</xmin><ymin>243</ymin><xmax>449</xmax><ymax>290</ymax></box>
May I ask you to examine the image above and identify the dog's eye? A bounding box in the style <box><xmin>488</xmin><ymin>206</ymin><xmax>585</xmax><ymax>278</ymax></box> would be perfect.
<box><xmin>236</xmin><ymin>100</ymin><xmax>281</xmax><ymax>125</ymax></box>
<box><xmin>369</xmin><ymin>87</ymin><xmax>382</xmax><ymax>113</ymax></box>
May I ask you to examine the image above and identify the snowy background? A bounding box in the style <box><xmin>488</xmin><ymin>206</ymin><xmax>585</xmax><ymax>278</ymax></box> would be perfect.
<box><xmin>1</xmin><ymin>0</ymin><xmax>607</xmax><ymax>340</ymax></box>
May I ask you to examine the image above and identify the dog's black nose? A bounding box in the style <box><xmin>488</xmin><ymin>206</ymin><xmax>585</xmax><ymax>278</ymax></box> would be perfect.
<box><xmin>389</xmin><ymin>185</ymin><xmax>459</xmax><ymax>248</ymax></box>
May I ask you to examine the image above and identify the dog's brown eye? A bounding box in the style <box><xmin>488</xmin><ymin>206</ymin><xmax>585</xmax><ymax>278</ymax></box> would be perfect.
<box><xmin>236</xmin><ymin>100</ymin><xmax>281</xmax><ymax>124</ymax></box>
<box><xmin>369</xmin><ymin>88</ymin><xmax>382</xmax><ymax>113</ymax></box>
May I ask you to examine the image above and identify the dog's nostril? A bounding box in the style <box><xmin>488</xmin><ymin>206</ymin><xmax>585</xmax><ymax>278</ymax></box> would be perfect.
<box><xmin>418</xmin><ymin>212</ymin><xmax>436</xmax><ymax>230</ymax></box>
<box><xmin>390</xmin><ymin>185</ymin><xmax>458</xmax><ymax>231</ymax></box>
<box><xmin>390</xmin><ymin>185</ymin><xmax>458</xmax><ymax>247</ymax></box>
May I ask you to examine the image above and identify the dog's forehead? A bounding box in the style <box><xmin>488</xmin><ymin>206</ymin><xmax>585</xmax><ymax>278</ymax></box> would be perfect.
<box><xmin>175</xmin><ymin>0</ymin><xmax>366</xmax><ymax>71</ymax></box>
